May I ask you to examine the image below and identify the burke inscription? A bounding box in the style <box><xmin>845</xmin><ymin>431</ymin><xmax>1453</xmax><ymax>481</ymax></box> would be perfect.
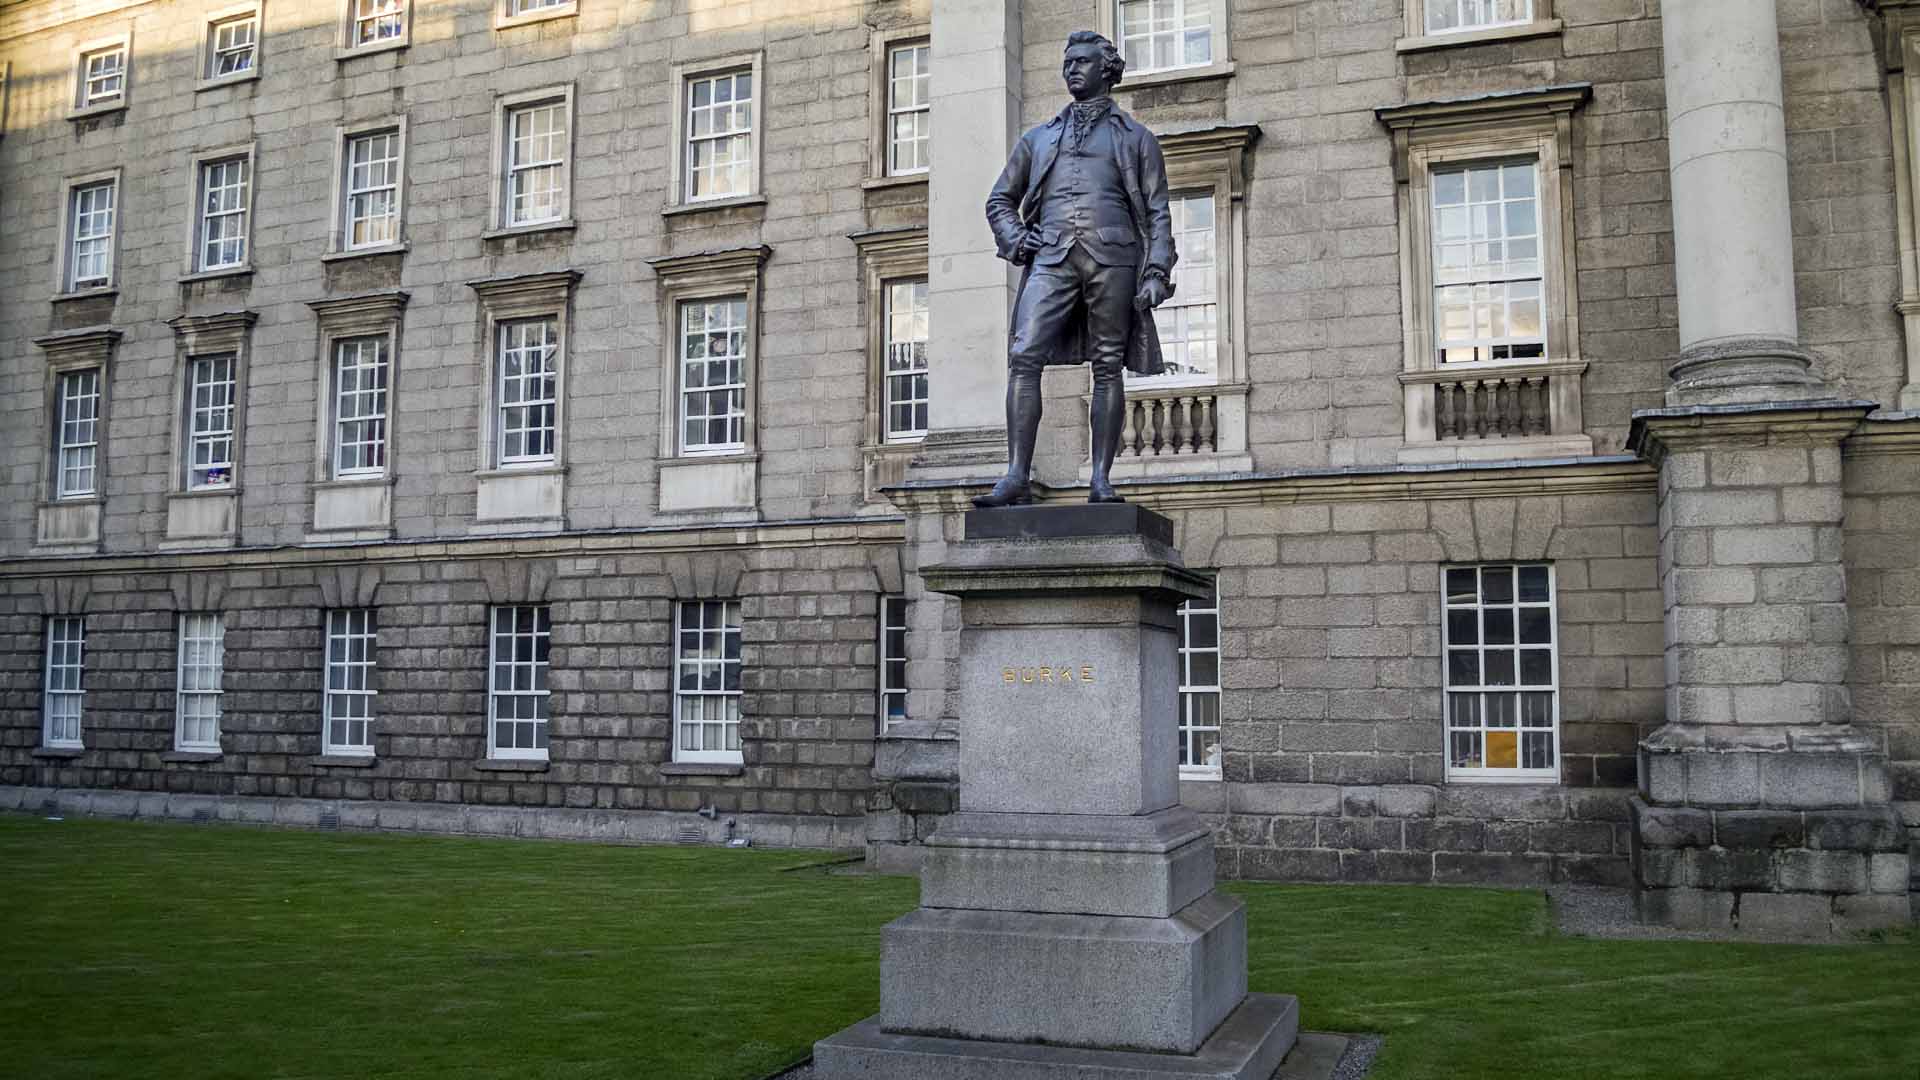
<box><xmin>1002</xmin><ymin>665</ymin><xmax>1096</xmax><ymax>685</ymax></box>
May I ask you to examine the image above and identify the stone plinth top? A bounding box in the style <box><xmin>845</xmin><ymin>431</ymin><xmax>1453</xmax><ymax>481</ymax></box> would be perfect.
<box><xmin>965</xmin><ymin>503</ymin><xmax>1174</xmax><ymax>545</ymax></box>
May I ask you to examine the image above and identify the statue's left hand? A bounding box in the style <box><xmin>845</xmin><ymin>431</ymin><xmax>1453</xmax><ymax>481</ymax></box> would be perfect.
<box><xmin>1134</xmin><ymin>273</ymin><xmax>1172</xmax><ymax>310</ymax></box>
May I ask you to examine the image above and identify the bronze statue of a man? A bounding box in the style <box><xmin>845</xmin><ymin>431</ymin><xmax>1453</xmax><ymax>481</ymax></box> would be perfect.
<box><xmin>973</xmin><ymin>30</ymin><xmax>1177</xmax><ymax>508</ymax></box>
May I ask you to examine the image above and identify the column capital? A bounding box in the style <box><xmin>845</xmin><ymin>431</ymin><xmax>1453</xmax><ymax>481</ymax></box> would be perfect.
<box><xmin>1626</xmin><ymin>399</ymin><xmax>1877</xmax><ymax>465</ymax></box>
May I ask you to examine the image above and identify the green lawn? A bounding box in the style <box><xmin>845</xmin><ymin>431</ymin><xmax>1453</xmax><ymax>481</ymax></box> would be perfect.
<box><xmin>1</xmin><ymin>817</ymin><xmax>1914</xmax><ymax>1080</ymax></box>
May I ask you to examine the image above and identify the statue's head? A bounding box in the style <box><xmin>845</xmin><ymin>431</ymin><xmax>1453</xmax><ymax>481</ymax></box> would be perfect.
<box><xmin>1062</xmin><ymin>30</ymin><xmax>1124</xmax><ymax>99</ymax></box>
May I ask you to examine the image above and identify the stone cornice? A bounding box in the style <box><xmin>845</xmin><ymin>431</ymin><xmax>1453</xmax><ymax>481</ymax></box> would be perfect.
<box><xmin>1845</xmin><ymin>410</ymin><xmax>1920</xmax><ymax>457</ymax></box>
<box><xmin>1627</xmin><ymin>400</ymin><xmax>1879</xmax><ymax>465</ymax></box>
<box><xmin>32</xmin><ymin>326</ymin><xmax>122</xmax><ymax>364</ymax></box>
<box><xmin>1377</xmin><ymin>84</ymin><xmax>1591</xmax><ymax>184</ymax></box>
<box><xmin>1156</xmin><ymin>122</ymin><xmax>1262</xmax><ymax>158</ymax></box>
<box><xmin>466</xmin><ymin>270</ymin><xmax>582</xmax><ymax>305</ymax></box>
<box><xmin>887</xmin><ymin>455</ymin><xmax>1654</xmax><ymax>514</ymax></box>
<box><xmin>0</xmin><ymin>516</ymin><xmax>906</xmax><ymax>578</ymax></box>
<box><xmin>646</xmin><ymin>245</ymin><xmax>772</xmax><ymax>288</ymax></box>
<box><xmin>307</xmin><ymin>290</ymin><xmax>410</xmax><ymax>327</ymax></box>
<box><xmin>848</xmin><ymin>227</ymin><xmax>929</xmax><ymax>259</ymax></box>
<box><xmin>165</xmin><ymin>310</ymin><xmax>258</xmax><ymax>353</ymax></box>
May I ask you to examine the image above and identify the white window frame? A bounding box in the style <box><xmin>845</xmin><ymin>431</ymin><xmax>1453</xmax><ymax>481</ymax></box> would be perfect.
<box><xmin>1097</xmin><ymin>0</ymin><xmax>1230</xmax><ymax>88</ymax></box>
<box><xmin>58</xmin><ymin>172</ymin><xmax>120</xmax><ymax>295</ymax></box>
<box><xmin>879</xmin><ymin>595</ymin><xmax>908</xmax><ymax>733</ymax></box>
<box><xmin>497</xmin><ymin>0</ymin><xmax>576</xmax><ymax>29</ymax></box>
<box><xmin>882</xmin><ymin>277</ymin><xmax>930</xmax><ymax>443</ymax></box>
<box><xmin>43</xmin><ymin>616</ymin><xmax>86</xmax><ymax>750</ymax></box>
<box><xmin>324</xmin><ymin>608</ymin><xmax>377</xmax><ymax>756</ymax></box>
<box><xmin>1442</xmin><ymin>563</ymin><xmax>1560</xmax><ymax>783</ymax></box>
<box><xmin>175</xmin><ymin>612</ymin><xmax>224</xmax><ymax>753</ymax></box>
<box><xmin>339</xmin><ymin>0</ymin><xmax>410</xmax><ymax>55</ymax></box>
<box><xmin>71</xmin><ymin>35</ymin><xmax>130</xmax><ymax>116</ymax></box>
<box><xmin>333</xmin><ymin>123</ymin><xmax>405</xmax><ymax>254</ymax></box>
<box><xmin>1177</xmin><ymin>582</ymin><xmax>1221</xmax><ymax>780</ymax></box>
<box><xmin>55</xmin><ymin>367</ymin><xmax>102</xmax><ymax>499</ymax></box>
<box><xmin>331</xmin><ymin>335</ymin><xmax>390</xmax><ymax>478</ymax></box>
<box><xmin>1399</xmin><ymin>0</ymin><xmax>1560</xmax><ymax>52</ymax></box>
<box><xmin>487</xmin><ymin>605</ymin><xmax>550</xmax><ymax>761</ymax></box>
<box><xmin>677</xmin><ymin>297</ymin><xmax>749</xmax><ymax>456</ymax></box>
<box><xmin>200</xmin><ymin>7</ymin><xmax>260</xmax><ymax>87</ymax></box>
<box><xmin>668</xmin><ymin>53</ymin><xmax>764</xmax><ymax>207</ymax></box>
<box><xmin>185</xmin><ymin>353</ymin><xmax>238</xmax><ymax>490</ymax></box>
<box><xmin>186</xmin><ymin>145</ymin><xmax>256</xmax><ymax>275</ymax></box>
<box><xmin>1132</xmin><ymin>188</ymin><xmax>1221</xmax><ymax>389</ymax></box>
<box><xmin>494</xmin><ymin>317</ymin><xmax>560</xmax><ymax>468</ymax></box>
<box><xmin>885</xmin><ymin>42</ymin><xmax>930</xmax><ymax>178</ymax></box>
<box><xmin>1428</xmin><ymin>159</ymin><xmax>1547</xmax><ymax>367</ymax></box>
<box><xmin>673</xmin><ymin>600</ymin><xmax>742</xmax><ymax>764</ymax></box>
<box><xmin>487</xmin><ymin>86</ymin><xmax>574</xmax><ymax>233</ymax></box>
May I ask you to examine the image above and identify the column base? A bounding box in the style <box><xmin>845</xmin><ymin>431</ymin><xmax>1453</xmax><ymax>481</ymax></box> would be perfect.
<box><xmin>1629</xmin><ymin>794</ymin><xmax>1911</xmax><ymax>935</ymax></box>
<box><xmin>1663</xmin><ymin>336</ymin><xmax>1827</xmax><ymax>406</ymax></box>
<box><xmin>816</xmin><ymin>994</ymin><xmax>1300</xmax><ymax>1080</ymax></box>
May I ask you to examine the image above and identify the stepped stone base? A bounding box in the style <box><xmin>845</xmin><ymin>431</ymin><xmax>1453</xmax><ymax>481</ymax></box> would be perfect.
<box><xmin>815</xmin><ymin>994</ymin><xmax>1300</xmax><ymax>1080</ymax></box>
<box><xmin>921</xmin><ymin>806</ymin><xmax>1215</xmax><ymax>918</ymax></box>
<box><xmin>881</xmin><ymin>892</ymin><xmax>1248</xmax><ymax>1053</ymax></box>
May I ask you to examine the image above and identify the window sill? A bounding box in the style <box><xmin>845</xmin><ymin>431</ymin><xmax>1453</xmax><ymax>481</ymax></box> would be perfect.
<box><xmin>663</xmin><ymin>194</ymin><xmax>767</xmax><ymax>218</ymax></box>
<box><xmin>1396</xmin><ymin>19</ymin><xmax>1564</xmax><ymax>53</ymax></box>
<box><xmin>495</xmin><ymin>3</ymin><xmax>577</xmax><ymax>30</ymax></box>
<box><xmin>32</xmin><ymin>746</ymin><xmax>86</xmax><ymax>759</ymax></box>
<box><xmin>661</xmin><ymin>450</ymin><xmax>756</xmax><ymax>466</ymax></box>
<box><xmin>52</xmin><ymin>287</ymin><xmax>117</xmax><ymax>303</ymax></box>
<box><xmin>309</xmin><ymin>754</ymin><xmax>377</xmax><ymax>768</ymax></box>
<box><xmin>1119</xmin><ymin>61</ymin><xmax>1235</xmax><ymax>93</ymax></box>
<box><xmin>41</xmin><ymin>495</ymin><xmax>105</xmax><ymax>509</ymax></box>
<box><xmin>179</xmin><ymin>266</ymin><xmax>254</xmax><ymax>284</ymax></box>
<box><xmin>68</xmin><ymin>101</ymin><xmax>127</xmax><ymax>121</ymax></box>
<box><xmin>335</xmin><ymin>38</ymin><xmax>410</xmax><ymax>61</ymax></box>
<box><xmin>195</xmin><ymin>71</ymin><xmax>260</xmax><ymax>93</ymax></box>
<box><xmin>175</xmin><ymin>485</ymin><xmax>241</xmax><ymax>498</ymax></box>
<box><xmin>481</xmin><ymin>219</ymin><xmax>575</xmax><ymax>241</ymax></box>
<box><xmin>316</xmin><ymin>474</ymin><xmax>391</xmax><ymax>490</ymax></box>
<box><xmin>161</xmin><ymin>751</ymin><xmax>224</xmax><ymax>763</ymax></box>
<box><xmin>321</xmin><ymin>243</ymin><xmax>408</xmax><ymax>263</ymax></box>
<box><xmin>475</xmin><ymin>463</ymin><xmax>565</xmax><ymax>480</ymax></box>
<box><xmin>659</xmin><ymin>762</ymin><xmax>745</xmax><ymax>777</ymax></box>
<box><xmin>862</xmin><ymin>173</ymin><xmax>928</xmax><ymax>191</ymax></box>
<box><xmin>472</xmin><ymin>758</ymin><xmax>550</xmax><ymax>773</ymax></box>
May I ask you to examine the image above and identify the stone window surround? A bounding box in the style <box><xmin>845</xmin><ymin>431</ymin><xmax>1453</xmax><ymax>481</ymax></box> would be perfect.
<box><xmin>68</xmin><ymin>30</ymin><xmax>131</xmax><ymax>120</ymax></box>
<box><xmin>323</xmin><ymin>116</ymin><xmax>409</xmax><ymax>260</ymax></box>
<box><xmin>335</xmin><ymin>0</ymin><xmax>411</xmax><ymax>59</ymax></box>
<box><xmin>306</xmin><ymin>290</ymin><xmax>408</xmax><ymax>540</ymax></box>
<box><xmin>1398</xmin><ymin>0</ymin><xmax>1563</xmax><ymax>54</ymax></box>
<box><xmin>52</xmin><ymin>167</ymin><xmax>122</xmax><ymax>301</ymax></box>
<box><xmin>1872</xmin><ymin>4</ymin><xmax>1920</xmax><ymax>409</ymax></box>
<box><xmin>1378</xmin><ymin>84</ymin><xmax>1592</xmax><ymax>464</ymax></box>
<box><xmin>485</xmin><ymin>84</ymin><xmax>575</xmax><ymax>238</ymax></box>
<box><xmin>664</xmin><ymin>51</ymin><xmax>766</xmax><ymax>213</ymax></box>
<box><xmin>162</xmin><ymin>310</ymin><xmax>257</xmax><ymax>548</ymax></box>
<box><xmin>31</xmin><ymin>327</ymin><xmax>119</xmax><ymax>555</ymax></box>
<box><xmin>496</xmin><ymin>0</ymin><xmax>576</xmax><ymax>32</ymax></box>
<box><xmin>181</xmin><ymin>142</ymin><xmax>258</xmax><ymax>281</ymax></box>
<box><xmin>850</xmin><ymin>227</ymin><xmax>928</xmax><ymax>502</ymax></box>
<box><xmin>1093</xmin><ymin>123</ymin><xmax>1259</xmax><ymax>481</ymax></box>
<box><xmin>467</xmin><ymin>270</ymin><xmax>579</xmax><ymax>529</ymax></box>
<box><xmin>196</xmin><ymin>3</ymin><xmax>262</xmax><ymax>92</ymax></box>
<box><xmin>865</xmin><ymin>25</ymin><xmax>930</xmax><ymax>189</ymax></box>
<box><xmin>647</xmin><ymin>246</ymin><xmax>768</xmax><ymax>519</ymax></box>
<box><xmin>1096</xmin><ymin>0</ymin><xmax>1235</xmax><ymax>92</ymax></box>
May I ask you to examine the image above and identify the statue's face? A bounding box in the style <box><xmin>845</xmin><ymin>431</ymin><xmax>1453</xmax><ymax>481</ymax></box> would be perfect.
<box><xmin>1061</xmin><ymin>41</ymin><xmax>1109</xmax><ymax>100</ymax></box>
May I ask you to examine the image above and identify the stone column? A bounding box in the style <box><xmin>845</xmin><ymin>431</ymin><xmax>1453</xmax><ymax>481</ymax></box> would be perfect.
<box><xmin>1626</xmin><ymin>3</ymin><xmax>1910</xmax><ymax>935</ymax></box>
<box><xmin>915</xmin><ymin>0</ymin><xmax>1023</xmax><ymax>479</ymax></box>
<box><xmin>1661</xmin><ymin>0</ymin><xmax>1825</xmax><ymax>405</ymax></box>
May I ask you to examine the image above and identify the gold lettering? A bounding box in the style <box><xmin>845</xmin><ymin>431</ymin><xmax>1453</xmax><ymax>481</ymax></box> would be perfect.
<box><xmin>1059</xmin><ymin>666</ymin><xmax>1075</xmax><ymax>682</ymax></box>
<box><xmin>1039</xmin><ymin>667</ymin><xmax>1053</xmax><ymax>683</ymax></box>
<box><xmin>1082</xmin><ymin>666</ymin><xmax>1095</xmax><ymax>683</ymax></box>
<box><xmin>1021</xmin><ymin>668</ymin><xmax>1036</xmax><ymax>683</ymax></box>
<box><xmin>1003</xmin><ymin>668</ymin><xmax>1016</xmax><ymax>683</ymax></box>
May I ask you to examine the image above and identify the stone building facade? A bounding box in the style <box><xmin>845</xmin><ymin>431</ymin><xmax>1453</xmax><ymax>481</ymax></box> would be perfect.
<box><xmin>0</xmin><ymin>0</ymin><xmax>1916</xmax><ymax>932</ymax></box>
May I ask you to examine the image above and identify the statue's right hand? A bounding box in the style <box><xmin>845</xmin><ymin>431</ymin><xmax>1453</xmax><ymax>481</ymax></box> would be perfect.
<box><xmin>1016</xmin><ymin>228</ymin><xmax>1046</xmax><ymax>261</ymax></box>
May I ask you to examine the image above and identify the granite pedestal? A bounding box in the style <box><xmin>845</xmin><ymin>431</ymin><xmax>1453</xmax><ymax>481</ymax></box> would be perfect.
<box><xmin>815</xmin><ymin>504</ymin><xmax>1300</xmax><ymax>1079</ymax></box>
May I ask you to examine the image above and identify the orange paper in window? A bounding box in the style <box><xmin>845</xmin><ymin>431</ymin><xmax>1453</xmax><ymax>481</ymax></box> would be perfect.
<box><xmin>1485</xmin><ymin>730</ymin><xmax>1518</xmax><ymax>769</ymax></box>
